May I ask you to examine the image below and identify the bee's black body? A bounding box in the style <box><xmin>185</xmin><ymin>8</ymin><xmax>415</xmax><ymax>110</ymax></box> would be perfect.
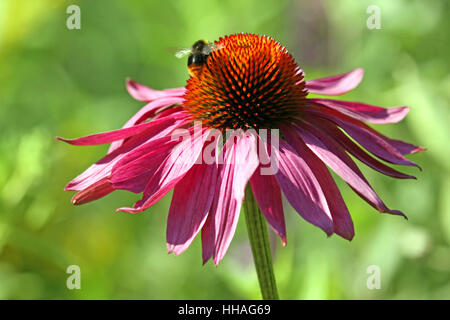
<box><xmin>187</xmin><ymin>40</ymin><xmax>210</xmax><ymax>67</ymax></box>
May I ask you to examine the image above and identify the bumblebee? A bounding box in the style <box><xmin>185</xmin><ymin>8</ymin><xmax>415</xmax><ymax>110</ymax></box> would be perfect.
<box><xmin>175</xmin><ymin>40</ymin><xmax>222</xmax><ymax>78</ymax></box>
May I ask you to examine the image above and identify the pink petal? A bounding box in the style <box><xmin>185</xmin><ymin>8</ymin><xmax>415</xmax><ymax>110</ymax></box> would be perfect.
<box><xmin>126</xmin><ymin>78</ymin><xmax>186</xmax><ymax>102</ymax></box>
<box><xmin>65</xmin><ymin>114</ymin><xmax>187</xmax><ymax>191</ymax></box>
<box><xmin>310</xmin><ymin>98</ymin><xmax>410</xmax><ymax>124</ymax></box>
<box><xmin>306</xmin><ymin>117</ymin><xmax>416</xmax><ymax>179</ymax></box>
<box><xmin>303</xmin><ymin>105</ymin><xmax>421</xmax><ymax>168</ymax></box>
<box><xmin>271</xmin><ymin>137</ymin><xmax>334</xmax><ymax>236</ymax></box>
<box><xmin>117</xmin><ymin>126</ymin><xmax>211</xmax><ymax>213</ymax></box>
<box><xmin>201</xmin><ymin>208</ymin><xmax>215</xmax><ymax>264</ymax></box>
<box><xmin>385</xmin><ymin>137</ymin><xmax>426</xmax><ymax>155</ymax></box>
<box><xmin>306</xmin><ymin>68</ymin><xmax>364</xmax><ymax>96</ymax></box>
<box><xmin>108</xmin><ymin>99</ymin><xmax>185</xmax><ymax>153</ymax></box>
<box><xmin>201</xmin><ymin>137</ymin><xmax>223</xmax><ymax>264</ymax></box>
<box><xmin>231</xmin><ymin>132</ymin><xmax>260</xmax><ymax>200</ymax></box>
<box><xmin>282</xmin><ymin>127</ymin><xmax>354</xmax><ymax>240</ymax></box>
<box><xmin>71</xmin><ymin>178</ymin><xmax>115</xmax><ymax>205</ymax></box>
<box><xmin>110</xmin><ymin>135</ymin><xmax>179</xmax><ymax>193</ymax></box>
<box><xmin>166</xmin><ymin>162</ymin><xmax>217</xmax><ymax>255</ymax></box>
<box><xmin>294</xmin><ymin>121</ymin><xmax>406</xmax><ymax>218</ymax></box>
<box><xmin>209</xmin><ymin>161</ymin><xmax>241</xmax><ymax>266</ymax></box>
<box><xmin>250</xmin><ymin>167</ymin><xmax>287</xmax><ymax>245</ymax></box>
<box><xmin>57</xmin><ymin>111</ymin><xmax>187</xmax><ymax>146</ymax></box>
<box><xmin>202</xmin><ymin>132</ymin><xmax>259</xmax><ymax>265</ymax></box>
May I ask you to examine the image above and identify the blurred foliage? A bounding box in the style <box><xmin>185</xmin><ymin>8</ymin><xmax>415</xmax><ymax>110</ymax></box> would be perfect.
<box><xmin>0</xmin><ymin>0</ymin><xmax>448</xmax><ymax>299</ymax></box>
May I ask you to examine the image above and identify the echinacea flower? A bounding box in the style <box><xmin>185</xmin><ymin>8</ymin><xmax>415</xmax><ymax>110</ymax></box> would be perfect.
<box><xmin>59</xmin><ymin>33</ymin><xmax>423</xmax><ymax>266</ymax></box>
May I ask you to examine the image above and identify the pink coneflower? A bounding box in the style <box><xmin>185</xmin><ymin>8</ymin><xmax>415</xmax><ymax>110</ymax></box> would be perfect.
<box><xmin>59</xmin><ymin>33</ymin><xmax>423</xmax><ymax>267</ymax></box>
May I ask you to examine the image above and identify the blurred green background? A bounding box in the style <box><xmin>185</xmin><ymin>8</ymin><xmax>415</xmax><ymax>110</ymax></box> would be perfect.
<box><xmin>0</xmin><ymin>0</ymin><xmax>449</xmax><ymax>299</ymax></box>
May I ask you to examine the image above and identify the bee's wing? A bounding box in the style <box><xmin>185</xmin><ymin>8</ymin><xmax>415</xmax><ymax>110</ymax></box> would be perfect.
<box><xmin>173</xmin><ymin>47</ymin><xmax>192</xmax><ymax>59</ymax></box>
<box><xmin>165</xmin><ymin>47</ymin><xmax>192</xmax><ymax>58</ymax></box>
<box><xmin>203</xmin><ymin>43</ymin><xmax>224</xmax><ymax>55</ymax></box>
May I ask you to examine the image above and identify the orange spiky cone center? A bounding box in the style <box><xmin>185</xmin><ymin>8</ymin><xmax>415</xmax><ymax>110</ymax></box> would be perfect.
<box><xmin>183</xmin><ymin>33</ymin><xmax>308</xmax><ymax>129</ymax></box>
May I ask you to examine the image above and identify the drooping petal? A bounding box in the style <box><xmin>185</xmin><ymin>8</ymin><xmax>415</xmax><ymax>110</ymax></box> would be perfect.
<box><xmin>108</xmin><ymin>99</ymin><xmax>185</xmax><ymax>153</ymax></box>
<box><xmin>282</xmin><ymin>127</ymin><xmax>354</xmax><ymax>240</ymax></box>
<box><xmin>203</xmin><ymin>160</ymin><xmax>239</xmax><ymax>265</ymax></box>
<box><xmin>201</xmin><ymin>218</ymin><xmax>215</xmax><ymax>264</ymax></box>
<box><xmin>202</xmin><ymin>132</ymin><xmax>259</xmax><ymax>265</ymax></box>
<box><xmin>166</xmin><ymin>161</ymin><xmax>217</xmax><ymax>255</ymax></box>
<box><xmin>250</xmin><ymin>166</ymin><xmax>287</xmax><ymax>245</ymax></box>
<box><xmin>57</xmin><ymin>111</ymin><xmax>187</xmax><ymax>146</ymax></box>
<box><xmin>305</xmin><ymin>68</ymin><xmax>364</xmax><ymax>96</ymax></box>
<box><xmin>117</xmin><ymin>126</ymin><xmax>211</xmax><ymax>213</ymax></box>
<box><xmin>304</xmin><ymin>117</ymin><xmax>416</xmax><ymax>179</ymax></box>
<box><xmin>303</xmin><ymin>105</ymin><xmax>421</xmax><ymax>168</ymax></box>
<box><xmin>201</xmin><ymin>135</ymin><xmax>223</xmax><ymax>264</ymax></box>
<box><xmin>271</xmin><ymin>137</ymin><xmax>334</xmax><ymax>236</ymax></box>
<box><xmin>65</xmin><ymin>114</ymin><xmax>187</xmax><ymax>191</ymax></box>
<box><xmin>310</xmin><ymin>98</ymin><xmax>410</xmax><ymax>124</ymax></box>
<box><xmin>232</xmin><ymin>132</ymin><xmax>260</xmax><ymax>200</ymax></box>
<box><xmin>294</xmin><ymin>120</ymin><xmax>406</xmax><ymax>218</ymax></box>
<box><xmin>110</xmin><ymin>135</ymin><xmax>179</xmax><ymax>193</ymax></box>
<box><xmin>215</xmin><ymin>133</ymin><xmax>259</xmax><ymax>265</ymax></box>
<box><xmin>71</xmin><ymin>178</ymin><xmax>115</xmax><ymax>205</ymax></box>
<box><xmin>126</xmin><ymin>78</ymin><xmax>186</xmax><ymax>102</ymax></box>
<box><xmin>385</xmin><ymin>137</ymin><xmax>426</xmax><ymax>155</ymax></box>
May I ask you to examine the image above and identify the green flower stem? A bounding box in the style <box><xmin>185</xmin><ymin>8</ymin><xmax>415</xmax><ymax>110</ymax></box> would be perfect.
<box><xmin>243</xmin><ymin>184</ymin><xmax>279</xmax><ymax>300</ymax></box>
